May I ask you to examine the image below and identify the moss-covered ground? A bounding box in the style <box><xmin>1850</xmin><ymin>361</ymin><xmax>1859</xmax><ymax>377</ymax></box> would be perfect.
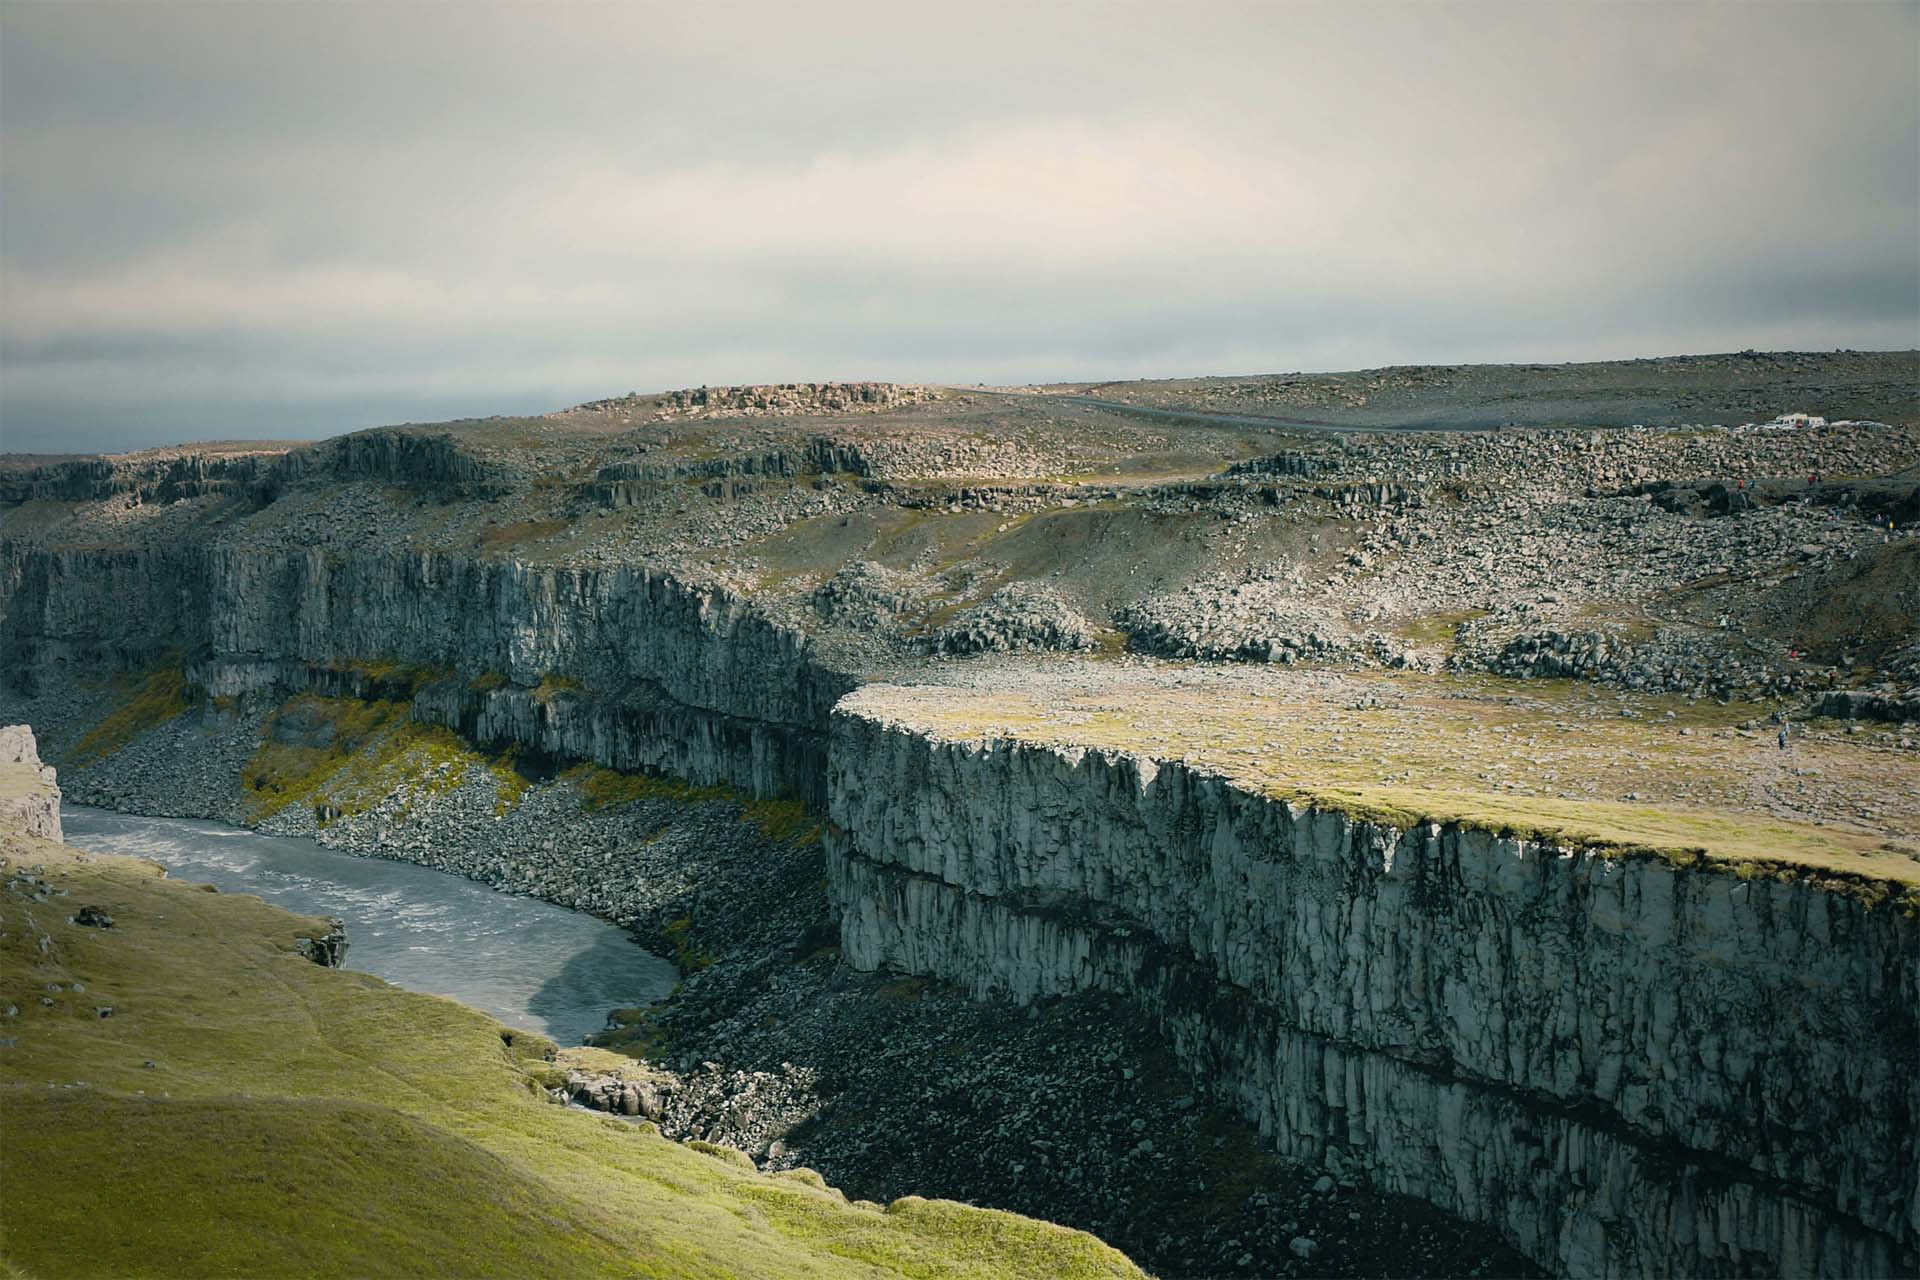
<box><xmin>70</xmin><ymin>664</ymin><xmax>190</xmax><ymax>765</ymax></box>
<box><xmin>848</xmin><ymin>668</ymin><xmax>1920</xmax><ymax>896</ymax></box>
<box><xmin>566</xmin><ymin>763</ymin><xmax>820</xmax><ymax>846</ymax></box>
<box><xmin>243</xmin><ymin>695</ymin><xmax>524</xmax><ymax>824</ymax></box>
<box><xmin>0</xmin><ymin>816</ymin><xmax>1141</xmax><ymax>1280</ymax></box>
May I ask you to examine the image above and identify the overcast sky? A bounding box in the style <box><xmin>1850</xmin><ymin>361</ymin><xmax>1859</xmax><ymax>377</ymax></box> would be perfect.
<box><xmin>2</xmin><ymin>1</ymin><xmax>1916</xmax><ymax>453</ymax></box>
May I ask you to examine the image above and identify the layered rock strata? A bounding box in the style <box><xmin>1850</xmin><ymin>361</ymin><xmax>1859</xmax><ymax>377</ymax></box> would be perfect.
<box><xmin>825</xmin><ymin>700</ymin><xmax>1919</xmax><ymax>1278</ymax></box>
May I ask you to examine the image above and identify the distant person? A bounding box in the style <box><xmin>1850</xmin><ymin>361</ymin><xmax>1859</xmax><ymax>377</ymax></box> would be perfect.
<box><xmin>1778</xmin><ymin>726</ymin><xmax>1789</xmax><ymax>751</ymax></box>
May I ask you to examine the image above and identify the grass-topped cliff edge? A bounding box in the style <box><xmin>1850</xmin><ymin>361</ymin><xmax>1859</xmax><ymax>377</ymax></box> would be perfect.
<box><xmin>840</xmin><ymin>665</ymin><xmax>1920</xmax><ymax>903</ymax></box>
<box><xmin>0</xmin><ymin>790</ymin><xmax>1140</xmax><ymax>1278</ymax></box>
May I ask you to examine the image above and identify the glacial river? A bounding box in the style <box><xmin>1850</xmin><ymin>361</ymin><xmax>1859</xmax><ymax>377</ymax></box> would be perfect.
<box><xmin>63</xmin><ymin>806</ymin><xmax>678</xmax><ymax>1045</ymax></box>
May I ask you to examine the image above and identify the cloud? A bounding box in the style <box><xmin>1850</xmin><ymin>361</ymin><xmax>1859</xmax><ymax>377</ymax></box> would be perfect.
<box><xmin>3</xmin><ymin>0</ymin><xmax>1915</xmax><ymax>452</ymax></box>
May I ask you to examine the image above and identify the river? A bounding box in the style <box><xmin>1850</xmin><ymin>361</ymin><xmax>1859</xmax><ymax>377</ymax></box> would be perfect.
<box><xmin>62</xmin><ymin>806</ymin><xmax>678</xmax><ymax>1045</ymax></box>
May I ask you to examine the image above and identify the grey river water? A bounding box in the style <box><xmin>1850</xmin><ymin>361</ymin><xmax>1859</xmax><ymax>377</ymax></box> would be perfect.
<box><xmin>63</xmin><ymin>806</ymin><xmax>678</xmax><ymax>1045</ymax></box>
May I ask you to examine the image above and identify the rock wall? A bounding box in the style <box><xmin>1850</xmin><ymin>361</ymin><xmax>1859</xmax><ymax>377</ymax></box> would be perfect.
<box><xmin>0</xmin><ymin>725</ymin><xmax>63</xmax><ymax>841</ymax></box>
<box><xmin>0</xmin><ymin>453</ymin><xmax>281</xmax><ymax>506</ymax></box>
<box><xmin>270</xmin><ymin>430</ymin><xmax>511</xmax><ymax>497</ymax></box>
<box><xmin>188</xmin><ymin>547</ymin><xmax>848</xmax><ymax>728</ymax></box>
<box><xmin>0</xmin><ymin>430</ymin><xmax>508</xmax><ymax>508</ymax></box>
<box><xmin>824</xmin><ymin>707</ymin><xmax>1919</xmax><ymax>1278</ymax></box>
<box><xmin>0</xmin><ymin>544</ymin><xmax>214</xmax><ymax>677</ymax></box>
<box><xmin>2</xmin><ymin>541</ymin><xmax>854</xmax><ymax>799</ymax></box>
<box><xmin>412</xmin><ymin>674</ymin><xmax>828</xmax><ymax>805</ymax></box>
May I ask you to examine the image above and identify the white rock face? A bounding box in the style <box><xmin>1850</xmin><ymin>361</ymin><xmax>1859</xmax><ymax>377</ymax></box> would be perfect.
<box><xmin>0</xmin><ymin>723</ymin><xmax>63</xmax><ymax>841</ymax></box>
<box><xmin>825</xmin><ymin>705</ymin><xmax>1919</xmax><ymax>1278</ymax></box>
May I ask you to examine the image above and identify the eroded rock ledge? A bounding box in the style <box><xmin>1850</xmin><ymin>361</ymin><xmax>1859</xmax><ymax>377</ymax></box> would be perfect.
<box><xmin>824</xmin><ymin>701</ymin><xmax>1919</xmax><ymax>1277</ymax></box>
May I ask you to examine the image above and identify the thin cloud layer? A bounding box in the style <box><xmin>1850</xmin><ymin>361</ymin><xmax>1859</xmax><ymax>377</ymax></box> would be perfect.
<box><xmin>3</xmin><ymin>1</ymin><xmax>1916</xmax><ymax>452</ymax></box>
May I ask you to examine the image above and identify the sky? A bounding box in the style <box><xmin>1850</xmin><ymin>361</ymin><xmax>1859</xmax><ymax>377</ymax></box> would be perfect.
<box><xmin>2</xmin><ymin>1</ymin><xmax>1916</xmax><ymax>453</ymax></box>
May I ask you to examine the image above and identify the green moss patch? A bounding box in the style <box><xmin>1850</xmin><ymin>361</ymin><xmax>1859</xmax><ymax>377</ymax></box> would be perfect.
<box><xmin>567</xmin><ymin>765</ymin><xmax>822</xmax><ymax>849</ymax></box>
<box><xmin>1395</xmin><ymin>609</ymin><xmax>1488</xmax><ymax>649</ymax></box>
<box><xmin>243</xmin><ymin>695</ymin><xmax>525</xmax><ymax>824</ymax></box>
<box><xmin>70</xmin><ymin>663</ymin><xmax>190</xmax><ymax>765</ymax></box>
<box><xmin>532</xmin><ymin>672</ymin><xmax>584</xmax><ymax>704</ymax></box>
<box><xmin>568</xmin><ymin>763</ymin><xmax>731</xmax><ymax>811</ymax></box>
<box><xmin>744</xmin><ymin>796</ymin><xmax>823</xmax><ymax>846</ymax></box>
<box><xmin>661</xmin><ymin>915</ymin><xmax>715</xmax><ymax>972</ymax></box>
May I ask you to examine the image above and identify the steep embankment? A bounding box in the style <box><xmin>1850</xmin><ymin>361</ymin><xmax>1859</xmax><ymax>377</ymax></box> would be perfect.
<box><xmin>825</xmin><ymin>694</ymin><xmax>1920</xmax><ymax>1278</ymax></box>
<box><xmin>0</xmin><ymin>732</ymin><xmax>1140</xmax><ymax>1280</ymax></box>
<box><xmin>7</xmin><ymin>533</ymin><xmax>1916</xmax><ymax>1278</ymax></box>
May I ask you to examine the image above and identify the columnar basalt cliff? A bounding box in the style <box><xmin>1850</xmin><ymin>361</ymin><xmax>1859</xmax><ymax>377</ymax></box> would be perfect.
<box><xmin>0</xmin><ymin>544</ymin><xmax>215</xmax><ymax>676</ymax></box>
<box><xmin>1</xmin><ymin>540</ymin><xmax>853</xmax><ymax>800</ymax></box>
<box><xmin>825</xmin><ymin>703</ymin><xmax>1919</xmax><ymax>1277</ymax></box>
<box><xmin>0</xmin><ymin>452</ymin><xmax>283</xmax><ymax>506</ymax></box>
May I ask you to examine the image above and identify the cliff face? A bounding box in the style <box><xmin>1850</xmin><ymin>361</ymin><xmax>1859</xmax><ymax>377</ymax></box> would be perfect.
<box><xmin>0</xmin><ymin>544</ymin><xmax>214</xmax><ymax>676</ymax></box>
<box><xmin>0</xmin><ymin>453</ymin><xmax>282</xmax><ymax>506</ymax></box>
<box><xmin>0</xmin><ymin>432</ymin><xmax>508</xmax><ymax>508</ymax></box>
<box><xmin>825</xmin><ymin>706</ymin><xmax>1919</xmax><ymax>1277</ymax></box>
<box><xmin>190</xmin><ymin>547</ymin><xmax>847</xmax><ymax>727</ymax></box>
<box><xmin>1</xmin><ymin>540</ymin><xmax>853</xmax><ymax>800</ymax></box>
<box><xmin>0</xmin><ymin>725</ymin><xmax>63</xmax><ymax>841</ymax></box>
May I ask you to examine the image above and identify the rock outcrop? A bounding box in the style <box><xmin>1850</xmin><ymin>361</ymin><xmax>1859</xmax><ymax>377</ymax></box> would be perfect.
<box><xmin>592</xmin><ymin>381</ymin><xmax>941</xmax><ymax>422</ymax></box>
<box><xmin>0</xmin><ymin>724</ymin><xmax>63</xmax><ymax>841</ymax></box>
<box><xmin>930</xmin><ymin>584</ymin><xmax>1096</xmax><ymax>655</ymax></box>
<box><xmin>0</xmin><ymin>451</ymin><xmax>285</xmax><ymax>506</ymax></box>
<box><xmin>295</xmin><ymin>917</ymin><xmax>350</xmax><ymax>968</ymax></box>
<box><xmin>824</xmin><ymin>699</ymin><xmax>1919</xmax><ymax>1277</ymax></box>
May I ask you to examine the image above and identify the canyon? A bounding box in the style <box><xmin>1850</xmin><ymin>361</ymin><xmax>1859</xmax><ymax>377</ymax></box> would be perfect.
<box><xmin>3</xmin><ymin>356</ymin><xmax>1916</xmax><ymax>1278</ymax></box>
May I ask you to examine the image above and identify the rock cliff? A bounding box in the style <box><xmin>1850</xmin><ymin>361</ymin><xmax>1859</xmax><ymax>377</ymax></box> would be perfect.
<box><xmin>0</xmin><ymin>725</ymin><xmax>63</xmax><ymax>841</ymax></box>
<box><xmin>825</xmin><ymin>700</ymin><xmax>1919</xmax><ymax>1277</ymax></box>
<box><xmin>1</xmin><ymin>540</ymin><xmax>853</xmax><ymax>800</ymax></box>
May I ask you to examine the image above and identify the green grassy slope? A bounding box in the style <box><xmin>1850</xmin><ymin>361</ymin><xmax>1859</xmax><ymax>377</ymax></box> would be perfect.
<box><xmin>0</xmin><ymin>821</ymin><xmax>1141</xmax><ymax>1280</ymax></box>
